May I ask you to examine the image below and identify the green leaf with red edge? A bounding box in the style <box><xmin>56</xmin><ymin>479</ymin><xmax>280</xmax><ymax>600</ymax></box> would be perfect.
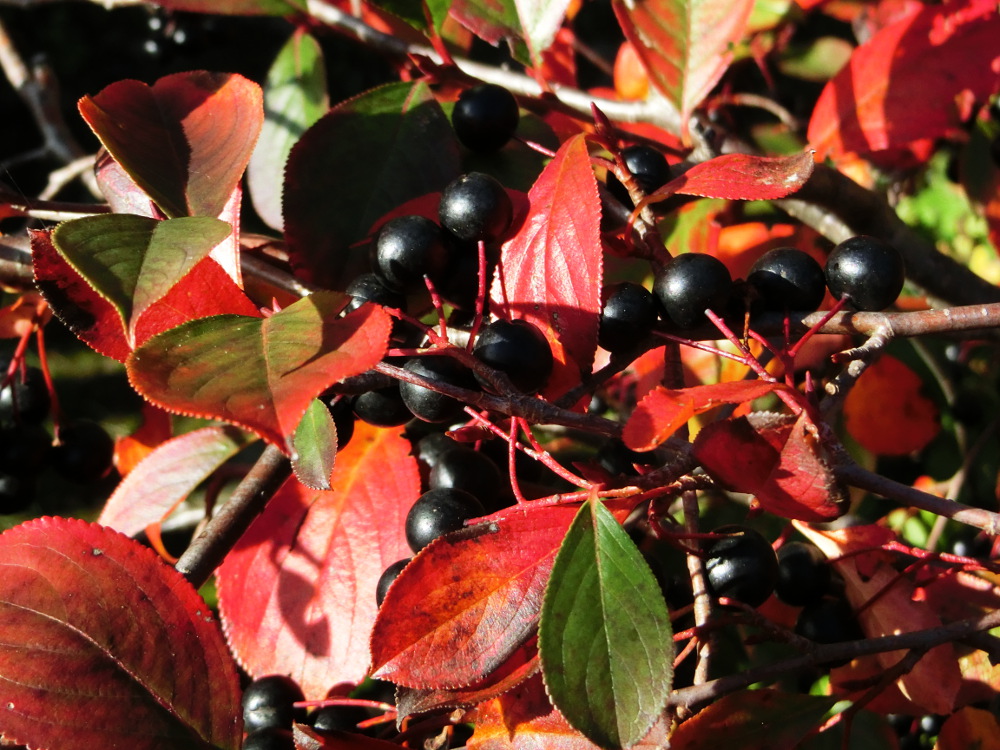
<box><xmin>371</xmin><ymin>503</ymin><xmax>584</xmax><ymax>689</ymax></box>
<box><xmin>623</xmin><ymin>381</ymin><xmax>789</xmax><ymax>451</ymax></box>
<box><xmin>649</xmin><ymin>151</ymin><xmax>816</xmax><ymax>203</ymax></box>
<box><xmin>79</xmin><ymin>71</ymin><xmax>263</xmax><ymax>218</ymax></box>
<box><xmin>514</xmin><ymin>0</ymin><xmax>572</xmax><ymax>64</ymax></box>
<box><xmin>217</xmin><ymin>423</ymin><xmax>420</xmax><ymax>698</ymax></box>
<box><xmin>291</xmin><ymin>398</ymin><xmax>338</xmax><ymax>490</ymax></box>
<box><xmin>668</xmin><ymin>689</ymin><xmax>837</xmax><ymax>749</ymax></box>
<box><xmin>32</xmin><ymin>227</ymin><xmax>261</xmax><ymax>363</ymax></box>
<box><xmin>539</xmin><ymin>498</ymin><xmax>673</xmax><ymax>750</ymax></box>
<box><xmin>128</xmin><ymin>292</ymin><xmax>390</xmax><ymax>449</ymax></box>
<box><xmin>468</xmin><ymin>673</ymin><xmax>672</xmax><ymax>750</ymax></box>
<box><xmin>98</xmin><ymin>425</ymin><xmax>251</xmax><ymax>538</ymax></box>
<box><xmin>396</xmin><ymin>639</ymin><xmax>540</xmax><ymax>718</ymax></box>
<box><xmin>612</xmin><ymin>0</ymin><xmax>754</xmax><ymax>134</ymax></box>
<box><xmin>51</xmin><ymin>214</ymin><xmax>231</xmax><ymax>346</ymax></box>
<box><xmin>248</xmin><ymin>29</ymin><xmax>328</xmax><ymax>232</ymax></box>
<box><xmin>808</xmin><ymin>0</ymin><xmax>1000</xmax><ymax>159</ymax></box>
<box><xmin>693</xmin><ymin>412</ymin><xmax>847</xmax><ymax>521</ymax></box>
<box><xmin>283</xmin><ymin>81</ymin><xmax>460</xmax><ymax>290</ymax></box>
<box><xmin>0</xmin><ymin>517</ymin><xmax>242</xmax><ymax>750</ymax></box>
<box><xmin>490</xmin><ymin>133</ymin><xmax>602</xmax><ymax>401</ymax></box>
<box><xmin>154</xmin><ymin>0</ymin><xmax>305</xmax><ymax>14</ymax></box>
<box><xmin>796</xmin><ymin>524</ymin><xmax>962</xmax><ymax>714</ymax></box>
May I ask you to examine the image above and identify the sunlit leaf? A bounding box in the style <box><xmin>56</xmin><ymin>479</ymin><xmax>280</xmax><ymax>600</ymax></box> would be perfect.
<box><xmin>514</xmin><ymin>0</ymin><xmax>572</xmax><ymax>63</ymax></box>
<box><xmin>938</xmin><ymin>706</ymin><xmax>1000</xmax><ymax>750</ymax></box>
<box><xmin>79</xmin><ymin>71</ymin><xmax>263</xmax><ymax>218</ymax></box>
<box><xmin>0</xmin><ymin>517</ymin><xmax>242</xmax><ymax>750</ymax></box>
<box><xmin>651</xmin><ymin>151</ymin><xmax>816</xmax><ymax>203</ymax></box>
<box><xmin>539</xmin><ymin>498</ymin><xmax>673</xmax><ymax>750</ymax></box>
<box><xmin>127</xmin><ymin>292</ymin><xmax>391</xmax><ymax>448</ymax></box>
<box><xmin>248</xmin><ymin>29</ymin><xmax>328</xmax><ymax>231</ymax></box>
<box><xmin>99</xmin><ymin>425</ymin><xmax>251</xmax><ymax>537</ymax></box>
<box><xmin>217</xmin><ymin>423</ymin><xmax>420</xmax><ymax>697</ymax></box>
<box><xmin>291</xmin><ymin>398</ymin><xmax>338</xmax><ymax>490</ymax></box>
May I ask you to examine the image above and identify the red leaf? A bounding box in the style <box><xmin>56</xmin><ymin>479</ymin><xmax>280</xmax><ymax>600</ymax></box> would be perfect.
<box><xmin>612</xmin><ymin>0</ymin><xmax>755</xmax><ymax>132</ymax></box>
<box><xmin>114</xmin><ymin>401</ymin><xmax>174</xmax><ymax>476</ymax></box>
<box><xmin>294</xmin><ymin>724</ymin><xmax>401</xmax><ymax>750</ymax></box>
<box><xmin>796</xmin><ymin>524</ymin><xmax>962</xmax><ymax>714</ymax></box>
<box><xmin>217</xmin><ymin>423</ymin><xmax>420</xmax><ymax>698</ymax></box>
<box><xmin>808</xmin><ymin>0</ymin><xmax>1000</xmax><ymax>158</ymax></box>
<box><xmin>371</xmin><ymin>504</ymin><xmax>583</xmax><ymax>688</ymax></box>
<box><xmin>623</xmin><ymin>381</ymin><xmax>787</xmax><ymax>451</ymax></box>
<box><xmin>99</xmin><ymin>426</ymin><xmax>251</xmax><ymax>537</ymax></box>
<box><xmin>653</xmin><ymin>152</ymin><xmax>816</xmax><ymax>202</ymax></box>
<box><xmin>843</xmin><ymin>355</ymin><xmax>940</xmax><ymax>455</ymax></box>
<box><xmin>693</xmin><ymin>412</ymin><xmax>847</xmax><ymax>521</ymax></box>
<box><xmin>490</xmin><ymin>134</ymin><xmax>602</xmax><ymax>399</ymax></box>
<box><xmin>938</xmin><ymin>706</ymin><xmax>1000</xmax><ymax>750</ymax></box>
<box><xmin>32</xmin><ymin>228</ymin><xmax>260</xmax><ymax>362</ymax></box>
<box><xmin>79</xmin><ymin>71</ymin><xmax>262</xmax><ymax>218</ymax></box>
<box><xmin>0</xmin><ymin>517</ymin><xmax>242</xmax><ymax>750</ymax></box>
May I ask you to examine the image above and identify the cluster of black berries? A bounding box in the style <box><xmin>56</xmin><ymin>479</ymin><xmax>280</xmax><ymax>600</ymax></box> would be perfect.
<box><xmin>241</xmin><ymin>674</ymin><xmax>393</xmax><ymax>748</ymax></box>
<box><xmin>888</xmin><ymin>713</ymin><xmax>946</xmax><ymax>750</ymax></box>
<box><xmin>0</xmin><ymin>358</ymin><xmax>115</xmax><ymax>515</ymax></box>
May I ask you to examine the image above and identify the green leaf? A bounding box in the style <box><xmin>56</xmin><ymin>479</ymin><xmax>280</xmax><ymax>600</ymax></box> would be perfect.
<box><xmin>128</xmin><ymin>292</ymin><xmax>392</xmax><ymax>449</ymax></box>
<box><xmin>248</xmin><ymin>29</ymin><xmax>328</xmax><ymax>231</ymax></box>
<box><xmin>291</xmin><ymin>398</ymin><xmax>338</xmax><ymax>490</ymax></box>
<box><xmin>513</xmin><ymin>0</ymin><xmax>572</xmax><ymax>63</ymax></box>
<box><xmin>375</xmin><ymin>0</ymin><xmax>429</xmax><ymax>30</ymax></box>
<box><xmin>153</xmin><ymin>0</ymin><xmax>305</xmax><ymax>14</ymax></box>
<box><xmin>51</xmin><ymin>214</ymin><xmax>231</xmax><ymax>346</ymax></box>
<box><xmin>539</xmin><ymin>498</ymin><xmax>673</xmax><ymax>750</ymax></box>
<box><xmin>426</xmin><ymin>0</ymin><xmax>453</xmax><ymax>32</ymax></box>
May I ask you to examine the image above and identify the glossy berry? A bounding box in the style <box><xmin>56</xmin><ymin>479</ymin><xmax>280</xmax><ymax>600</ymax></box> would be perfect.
<box><xmin>825</xmin><ymin>235</ymin><xmax>905</xmax><ymax>311</ymax></box>
<box><xmin>375</xmin><ymin>215</ymin><xmax>450</xmax><ymax>291</ymax></box>
<box><xmin>399</xmin><ymin>356</ymin><xmax>477</xmax><ymax>423</ymax></box>
<box><xmin>243</xmin><ymin>727</ymin><xmax>294</xmax><ymax>750</ymax></box>
<box><xmin>405</xmin><ymin>487</ymin><xmax>485</xmax><ymax>552</ymax></box>
<box><xmin>439</xmin><ymin>172</ymin><xmax>513</xmax><ymax>243</ymax></box>
<box><xmin>414</xmin><ymin>431</ymin><xmax>461</xmax><ymax>469</ymax></box>
<box><xmin>774</xmin><ymin>541</ymin><xmax>831</xmax><ymax>607</ymax></box>
<box><xmin>51</xmin><ymin>420</ymin><xmax>114</xmax><ymax>483</ymax></box>
<box><xmin>0</xmin><ymin>472</ymin><xmax>32</xmax><ymax>515</ymax></box>
<box><xmin>344</xmin><ymin>272</ymin><xmax>406</xmax><ymax>313</ymax></box>
<box><xmin>452</xmin><ymin>83</ymin><xmax>520</xmax><ymax>152</ymax></box>
<box><xmin>472</xmin><ymin>319</ymin><xmax>553</xmax><ymax>394</ymax></box>
<box><xmin>352</xmin><ymin>387</ymin><xmax>411</xmax><ymax>428</ymax></box>
<box><xmin>429</xmin><ymin>446</ymin><xmax>505</xmax><ymax>511</ymax></box>
<box><xmin>654</xmin><ymin>253</ymin><xmax>733</xmax><ymax>329</ymax></box>
<box><xmin>376</xmin><ymin>557</ymin><xmax>411</xmax><ymax>606</ymax></box>
<box><xmin>795</xmin><ymin>596</ymin><xmax>863</xmax><ymax>647</ymax></box>
<box><xmin>703</xmin><ymin>525</ymin><xmax>778</xmax><ymax>607</ymax></box>
<box><xmin>0</xmin><ymin>365</ymin><xmax>51</xmax><ymax>425</ymax></box>
<box><xmin>327</xmin><ymin>397</ymin><xmax>355</xmax><ymax>451</ymax></box>
<box><xmin>598</xmin><ymin>282</ymin><xmax>658</xmax><ymax>353</ymax></box>
<box><xmin>242</xmin><ymin>675</ymin><xmax>305</xmax><ymax>733</ymax></box>
<box><xmin>311</xmin><ymin>704</ymin><xmax>374</xmax><ymax>733</ymax></box>
<box><xmin>747</xmin><ymin>247</ymin><xmax>826</xmax><ymax>313</ymax></box>
<box><xmin>607</xmin><ymin>145</ymin><xmax>671</xmax><ymax>207</ymax></box>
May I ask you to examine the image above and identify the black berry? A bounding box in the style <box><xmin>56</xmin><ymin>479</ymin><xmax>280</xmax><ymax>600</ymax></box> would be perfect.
<box><xmin>439</xmin><ymin>172</ymin><xmax>513</xmax><ymax>243</ymax></box>
<box><xmin>429</xmin><ymin>446</ymin><xmax>505</xmax><ymax>511</ymax></box>
<box><xmin>405</xmin><ymin>487</ymin><xmax>485</xmax><ymax>552</ymax></box>
<box><xmin>774</xmin><ymin>541</ymin><xmax>831</xmax><ymax>607</ymax></box>
<box><xmin>0</xmin><ymin>423</ymin><xmax>52</xmax><ymax>477</ymax></box>
<box><xmin>794</xmin><ymin>596</ymin><xmax>863</xmax><ymax>647</ymax></box>
<box><xmin>352</xmin><ymin>387</ymin><xmax>411</xmax><ymax>428</ymax></box>
<box><xmin>747</xmin><ymin>247</ymin><xmax>827</xmax><ymax>313</ymax></box>
<box><xmin>327</xmin><ymin>397</ymin><xmax>355</xmax><ymax>451</ymax></box>
<box><xmin>0</xmin><ymin>365</ymin><xmax>51</xmax><ymax>425</ymax></box>
<box><xmin>375</xmin><ymin>215</ymin><xmax>450</xmax><ymax>292</ymax></box>
<box><xmin>376</xmin><ymin>557</ymin><xmax>411</xmax><ymax>606</ymax></box>
<box><xmin>825</xmin><ymin>235</ymin><xmax>905</xmax><ymax>311</ymax></box>
<box><xmin>0</xmin><ymin>472</ymin><xmax>33</xmax><ymax>515</ymax></box>
<box><xmin>595</xmin><ymin>439</ymin><xmax>656</xmax><ymax>477</ymax></box>
<box><xmin>598</xmin><ymin>282</ymin><xmax>658</xmax><ymax>353</ymax></box>
<box><xmin>243</xmin><ymin>727</ymin><xmax>294</xmax><ymax>750</ymax></box>
<box><xmin>607</xmin><ymin>145</ymin><xmax>671</xmax><ymax>207</ymax></box>
<box><xmin>703</xmin><ymin>525</ymin><xmax>778</xmax><ymax>607</ymax></box>
<box><xmin>242</xmin><ymin>675</ymin><xmax>305</xmax><ymax>733</ymax></box>
<box><xmin>345</xmin><ymin>272</ymin><xmax>406</xmax><ymax>313</ymax></box>
<box><xmin>311</xmin><ymin>704</ymin><xmax>374</xmax><ymax>734</ymax></box>
<box><xmin>452</xmin><ymin>84</ymin><xmax>519</xmax><ymax>152</ymax></box>
<box><xmin>50</xmin><ymin>420</ymin><xmax>114</xmax><ymax>483</ymax></box>
<box><xmin>654</xmin><ymin>253</ymin><xmax>733</xmax><ymax>329</ymax></box>
<box><xmin>399</xmin><ymin>356</ymin><xmax>477</xmax><ymax>424</ymax></box>
<box><xmin>472</xmin><ymin>319</ymin><xmax>553</xmax><ymax>394</ymax></box>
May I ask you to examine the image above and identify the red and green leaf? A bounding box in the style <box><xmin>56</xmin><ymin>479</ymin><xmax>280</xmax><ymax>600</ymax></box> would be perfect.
<box><xmin>490</xmin><ymin>133</ymin><xmax>602</xmax><ymax>400</ymax></box>
<box><xmin>539</xmin><ymin>498</ymin><xmax>673</xmax><ymax>750</ymax></box>
<box><xmin>290</xmin><ymin>398</ymin><xmax>339</xmax><ymax>490</ymax></box>
<box><xmin>612</xmin><ymin>0</ymin><xmax>755</xmax><ymax>134</ymax></box>
<box><xmin>0</xmin><ymin>517</ymin><xmax>242</xmax><ymax>750</ymax></box>
<box><xmin>283</xmin><ymin>81</ymin><xmax>460</xmax><ymax>289</ymax></box>
<box><xmin>79</xmin><ymin>71</ymin><xmax>263</xmax><ymax>218</ymax></box>
<box><xmin>808</xmin><ymin>0</ymin><xmax>1000</xmax><ymax>158</ymax></box>
<box><xmin>217</xmin><ymin>423</ymin><xmax>420</xmax><ymax>697</ymax></box>
<box><xmin>651</xmin><ymin>151</ymin><xmax>816</xmax><ymax>203</ymax></box>
<box><xmin>127</xmin><ymin>292</ymin><xmax>391</xmax><ymax>449</ymax></box>
<box><xmin>51</xmin><ymin>214</ymin><xmax>231</xmax><ymax>345</ymax></box>
<box><xmin>98</xmin><ymin>425</ymin><xmax>252</xmax><ymax>538</ymax></box>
